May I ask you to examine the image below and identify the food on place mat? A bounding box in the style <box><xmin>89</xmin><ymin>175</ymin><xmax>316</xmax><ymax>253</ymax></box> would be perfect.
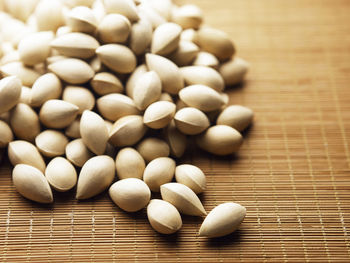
<box><xmin>0</xmin><ymin>0</ymin><xmax>252</xmax><ymax>237</ymax></box>
<box><xmin>45</xmin><ymin>157</ymin><xmax>77</xmax><ymax>192</ymax></box>
<box><xmin>160</xmin><ymin>182</ymin><xmax>207</xmax><ymax>216</ymax></box>
<box><xmin>109</xmin><ymin>178</ymin><xmax>151</xmax><ymax>212</ymax></box>
<box><xmin>199</xmin><ymin>202</ymin><xmax>246</xmax><ymax>238</ymax></box>
<box><xmin>143</xmin><ymin>157</ymin><xmax>176</xmax><ymax>192</ymax></box>
<box><xmin>147</xmin><ymin>199</ymin><xmax>182</xmax><ymax>234</ymax></box>
<box><xmin>175</xmin><ymin>164</ymin><xmax>206</xmax><ymax>194</ymax></box>
<box><xmin>12</xmin><ymin>164</ymin><xmax>53</xmax><ymax>204</ymax></box>
<box><xmin>115</xmin><ymin>147</ymin><xmax>145</xmax><ymax>179</ymax></box>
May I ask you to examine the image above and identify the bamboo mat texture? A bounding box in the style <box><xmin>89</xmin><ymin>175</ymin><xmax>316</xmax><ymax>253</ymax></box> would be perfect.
<box><xmin>1</xmin><ymin>0</ymin><xmax>350</xmax><ymax>262</ymax></box>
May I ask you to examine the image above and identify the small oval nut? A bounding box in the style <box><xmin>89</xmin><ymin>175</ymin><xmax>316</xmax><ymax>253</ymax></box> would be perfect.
<box><xmin>175</xmin><ymin>164</ymin><xmax>206</xmax><ymax>194</ymax></box>
<box><xmin>65</xmin><ymin>139</ymin><xmax>94</xmax><ymax>168</ymax></box>
<box><xmin>115</xmin><ymin>147</ymin><xmax>145</xmax><ymax>180</ymax></box>
<box><xmin>35</xmin><ymin>130</ymin><xmax>68</xmax><ymax>158</ymax></box>
<box><xmin>196</xmin><ymin>125</ymin><xmax>243</xmax><ymax>156</ymax></box>
<box><xmin>174</xmin><ymin>107</ymin><xmax>210</xmax><ymax>135</ymax></box>
<box><xmin>147</xmin><ymin>199</ymin><xmax>182</xmax><ymax>234</ymax></box>
<box><xmin>143</xmin><ymin>157</ymin><xmax>175</xmax><ymax>192</ymax></box>
<box><xmin>199</xmin><ymin>202</ymin><xmax>246</xmax><ymax>238</ymax></box>
<box><xmin>0</xmin><ymin>76</ymin><xmax>22</xmax><ymax>114</ymax></box>
<box><xmin>12</xmin><ymin>164</ymin><xmax>53</xmax><ymax>204</ymax></box>
<box><xmin>143</xmin><ymin>101</ymin><xmax>176</xmax><ymax>129</ymax></box>
<box><xmin>137</xmin><ymin>138</ymin><xmax>170</xmax><ymax>163</ymax></box>
<box><xmin>76</xmin><ymin>155</ymin><xmax>115</xmax><ymax>200</ymax></box>
<box><xmin>109</xmin><ymin>178</ymin><xmax>151</xmax><ymax>212</ymax></box>
<box><xmin>217</xmin><ymin>105</ymin><xmax>254</xmax><ymax>132</ymax></box>
<box><xmin>160</xmin><ymin>183</ymin><xmax>207</xmax><ymax>216</ymax></box>
<box><xmin>45</xmin><ymin>157</ymin><xmax>77</xmax><ymax>192</ymax></box>
<box><xmin>8</xmin><ymin>140</ymin><xmax>46</xmax><ymax>172</ymax></box>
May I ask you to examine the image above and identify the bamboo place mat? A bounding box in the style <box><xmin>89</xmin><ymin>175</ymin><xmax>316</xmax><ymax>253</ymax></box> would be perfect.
<box><xmin>1</xmin><ymin>0</ymin><xmax>350</xmax><ymax>262</ymax></box>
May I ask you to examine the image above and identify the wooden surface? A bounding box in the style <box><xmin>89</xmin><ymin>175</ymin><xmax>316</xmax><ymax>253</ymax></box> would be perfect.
<box><xmin>1</xmin><ymin>0</ymin><xmax>350</xmax><ymax>261</ymax></box>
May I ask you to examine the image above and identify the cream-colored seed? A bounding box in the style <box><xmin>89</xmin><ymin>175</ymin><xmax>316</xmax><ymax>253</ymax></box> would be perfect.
<box><xmin>132</xmin><ymin>71</ymin><xmax>162</xmax><ymax>111</ymax></box>
<box><xmin>80</xmin><ymin>110</ymin><xmax>109</xmax><ymax>155</ymax></box>
<box><xmin>34</xmin><ymin>0</ymin><xmax>64</xmax><ymax>31</ymax></box>
<box><xmin>115</xmin><ymin>147</ymin><xmax>145</xmax><ymax>180</ymax></box>
<box><xmin>97</xmin><ymin>93</ymin><xmax>140</xmax><ymax>121</ymax></box>
<box><xmin>10</xmin><ymin>103</ymin><xmax>41</xmax><ymax>142</ymax></box>
<box><xmin>137</xmin><ymin>137</ymin><xmax>170</xmax><ymax>163</ymax></box>
<box><xmin>193</xmin><ymin>51</ymin><xmax>219</xmax><ymax>69</ymax></box>
<box><xmin>65</xmin><ymin>138</ymin><xmax>93</xmax><ymax>167</ymax></box>
<box><xmin>168</xmin><ymin>40</ymin><xmax>199</xmax><ymax>67</ymax></box>
<box><xmin>45</xmin><ymin>157</ymin><xmax>77</xmax><ymax>192</ymax></box>
<box><xmin>3</xmin><ymin>0</ymin><xmax>39</xmax><ymax>22</ymax></box>
<box><xmin>56</xmin><ymin>26</ymin><xmax>72</xmax><ymax>37</ymax></box>
<box><xmin>19</xmin><ymin>86</ymin><xmax>31</xmax><ymax>104</ymax></box>
<box><xmin>18</xmin><ymin>31</ymin><xmax>54</xmax><ymax>66</ymax></box>
<box><xmin>129</xmin><ymin>17</ymin><xmax>153</xmax><ymax>55</ymax></box>
<box><xmin>143</xmin><ymin>157</ymin><xmax>175</xmax><ymax>192</ymax></box>
<box><xmin>180</xmin><ymin>28</ymin><xmax>196</xmax><ymax>42</ymax></box>
<box><xmin>0</xmin><ymin>120</ymin><xmax>13</xmax><ymax>148</ymax></box>
<box><xmin>147</xmin><ymin>0</ymin><xmax>173</xmax><ymax>20</ymax></box>
<box><xmin>65</xmin><ymin>117</ymin><xmax>81</xmax><ymax>139</ymax></box>
<box><xmin>125</xmin><ymin>64</ymin><xmax>147</xmax><ymax>98</ymax></box>
<box><xmin>67</xmin><ymin>6</ymin><xmax>97</xmax><ymax>34</ymax></box>
<box><xmin>159</xmin><ymin>93</ymin><xmax>173</xmax><ymax>103</ymax></box>
<box><xmin>194</xmin><ymin>27</ymin><xmax>235</xmax><ymax>61</ymax></box>
<box><xmin>63</xmin><ymin>86</ymin><xmax>95</xmax><ymax>114</ymax></box>
<box><xmin>0</xmin><ymin>76</ymin><xmax>22</xmax><ymax>114</ymax></box>
<box><xmin>8</xmin><ymin>140</ymin><xmax>46</xmax><ymax>172</ymax></box>
<box><xmin>97</xmin><ymin>14</ymin><xmax>131</xmax><ymax>44</ymax></box>
<box><xmin>174</xmin><ymin>107</ymin><xmax>210</xmax><ymax>135</ymax></box>
<box><xmin>96</xmin><ymin>44</ymin><xmax>137</xmax><ymax>74</ymax></box>
<box><xmin>219</xmin><ymin>57</ymin><xmax>249</xmax><ymax>86</ymax></box>
<box><xmin>12</xmin><ymin>164</ymin><xmax>53</xmax><ymax>204</ymax></box>
<box><xmin>109</xmin><ymin>178</ymin><xmax>151</xmax><ymax>212</ymax></box>
<box><xmin>35</xmin><ymin>130</ymin><xmax>69</xmax><ymax>158</ymax></box>
<box><xmin>137</xmin><ymin>2</ymin><xmax>166</xmax><ymax>29</ymax></box>
<box><xmin>50</xmin><ymin>32</ymin><xmax>100</xmax><ymax>59</ymax></box>
<box><xmin>39</xmin><ymin>99</ymin><xmax>79</xmax><ymax>129</ymax></box>
<box><xmin>151</xmin><ymin>22</ymin><xmax>182</xmax><ymax>56</ymax></box>
<box><xmin>76</xmin><ymin>155</ymin><xmax>115</xmax><ymax>200</ymax></box>
<box><xmin>1</xmin><ymin>62</ymin><xmax>40</xmax><ymax>86</ymax></box>
<box><xmin>196</xmin><ymin>125</ymin><xmax>243</xmax><ymax>156</ymax></box>
<box><xmin>147</xmin><ymin>199</ymin><xmax>182</xmax><ymax>234</ymax></box>
<box><xmin>199</xmin><ymin>203</ymin><xmax>246</xmax><ymax>238</ymax></box>
<box><xmin>217</xmin><ymin>105</ymin><xmax>254</xmax><ymax>132</ymax></box>
<box><xmin>48</xmin><ymin>58</ymin><xmax>94</xmax><ymax>84</ymax></box>
<box><xmin>164</xmin><ymin>120</ymin><xmax>187</xmax><ymax>158</ymax></box>
<box><xmin>175</xmin><ymin>164</ymin><xmax>206</xmax><ymax>194</ymax></box>
<box><xmin>146</xmin><ymin>53</ymin><xmax>184</xmax><ymax>95</ymax></box>
<box><xmin>143</xmin><ymin>101</ymin><xmax>176</xmax><ymax>129</ymax></box>
<box><xmin>180</xmin><ymin>66</ymin><xmax>225</xmax><ymax>92</ymax></box>
<box><xmin>104</xmin><ymin>0</ymin><xmax>139</xmax><ymax>22</ymax></box>
<box><xmin>179</xmin><ymin>85</ymin><xmax>225</xmax><ymax>112</ymax></box>
<box><xmin>160</xmin><ymin>182</ymin><xmax>207</xmax><ymax>216</ymax></box>
<box><xmin>109</xmin><ymin>115</ymin><xmax>147</xmax><ymax>147</ymax></box>
<box><xmin>171</xmin><ymin>4</ymin><xmax>203</xmax><ymax>30</ymax></box>
<box><xmin>91</xmin><ymin>72</ymin><xmax>124</xmax><ymax>95</ymax></box>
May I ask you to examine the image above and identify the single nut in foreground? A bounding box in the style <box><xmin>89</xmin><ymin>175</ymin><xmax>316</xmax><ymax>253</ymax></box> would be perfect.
<box><xmin>137</xmin><ymin>137</ymin><xmax>170</xmax><ymax>163</ymax></box>
<box><xmin>199</xmin><ymin>202</ymin><xmax>246</xmax><ymax>238</ymax></box>
<box><xmin>76</xmin><ymin>155</ymin><xmax>115</xmax><ymax>200</ymax></box>
<box><xmin>160</xmin><ymin>182</ymin><xmax>207</xmax><ymax>216</ymax></box>
<box><xmin>12</xmin><ymin>164</ymin><xmax>53</xmax><ymax>204</ymax></box>
<box><xmin>147</xmin><ymin>199</ymin><xmax>182</xmax><ymax>234</ymax></box>
<box><xmin>109</xmin><ymin>178</ymin><xmax>151</xmax><ymax>212</ymax></box>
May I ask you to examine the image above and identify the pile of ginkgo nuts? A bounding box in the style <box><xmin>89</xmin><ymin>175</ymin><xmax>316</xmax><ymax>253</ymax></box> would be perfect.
<box><xmin>0</xmin><ymin>0</ymin><xmax>252</xmax><ymax>238</ymax></box>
